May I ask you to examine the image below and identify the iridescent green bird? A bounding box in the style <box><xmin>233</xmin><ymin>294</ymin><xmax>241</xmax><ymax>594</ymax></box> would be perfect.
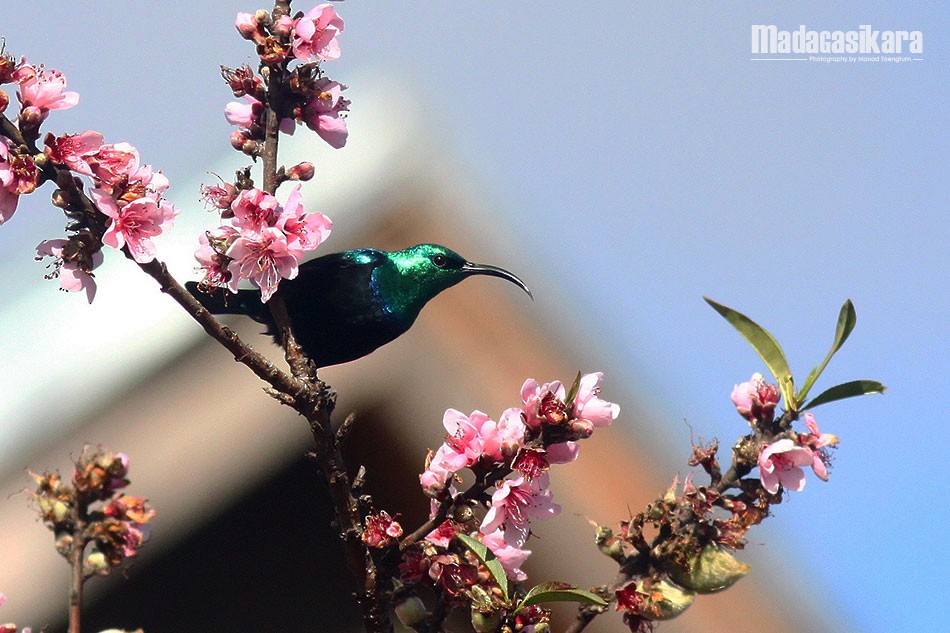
<box><xmin>184</xmin><ymin>244</ymin><xmax>531</xmax><ymax>367</ymax></box>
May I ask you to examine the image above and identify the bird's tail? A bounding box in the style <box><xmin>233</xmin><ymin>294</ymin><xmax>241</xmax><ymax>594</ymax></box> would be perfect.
<box><xmin>184</xmin><ymin>282</ymin><xmax>271</xmax><ymax>322</ymax></box>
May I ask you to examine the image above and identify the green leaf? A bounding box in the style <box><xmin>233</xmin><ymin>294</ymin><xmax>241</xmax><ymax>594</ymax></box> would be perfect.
<box><xmin>457</xmin><ymin>533</ymin><xmax>508</xmax><ymax>601</ymax></box>
<box><xmin>515</xmin><ymin>581</ymin><xmax>607</xmax><ymax>613</ymax></box>
<box><xmin>704</xmin><ymin>298</ymin><xmax>796</xmax><ymax>409</ymax></box>
<box><xmin>802</xmin><ymin>380</ymin><xmax>886</xmax><ymax>410</ymax></box>
<box><xmin>797</xmin><ymin>300</ymin><xmax>857</xmax><ymax>404</ymax></box>
<box><xmin>564</xmin><ymin>371</ymin><xmax>582</xmax><ymax>409</ymax></box>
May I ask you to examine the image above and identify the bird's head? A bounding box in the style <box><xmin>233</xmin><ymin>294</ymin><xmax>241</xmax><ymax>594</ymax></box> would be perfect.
<box><xmin>379</xmin><ymin>244</ymin><xmax>531</xmax><ymax>317</ymax></box>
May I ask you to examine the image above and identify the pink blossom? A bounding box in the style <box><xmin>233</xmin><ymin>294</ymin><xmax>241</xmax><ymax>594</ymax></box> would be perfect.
<box><xmin>35</xmin><ymin>239</ymin><xmax>102</xmax><ymax>303</ymax></box>
<box><xmin>731</xmin><ymin>373</ymin><xmax>781</xmax><ymax>423</ymax></box>
<box><xmin>442</xmin><ymin>408</ymin><xmax>492</xmax><ymax>462</ymax></box>
<box><xmin>224</xmin><ymin>94</ymin><xmax>263</xmax><ymax>130</ymax></box>
<box><xmin>85</xmin><ymin>142</ymin><xmax>140</xmax><ymax>187</ymax></box>
<box><xmin>479</xmin><ymin>407</ymin><xmax>526</xmax><ymax>462</ymax></box>
<box><xmin>226</xmin><ymin>227</ymin><xmax>299</xmax><ymax>302</ymax></box>
<box><xmin>425</xmin><ymin>519</ymin><xmax>456</xmax><ymax>548</ymax></box>
<box><xmin>199</xmin><ymin>182</ymin><xmax>238</xmax><ymax>210</ymax></box>
<box><xmin>13</xmin><ymin>64</ymin><xmax>79</xmax><ymax>116</ymax></box>
<box><xmin>481</xmin><ymin>529</ymin><xmax>531</xmax><ymax>581</ymax></box>
<box><xmin>480</xmin><ymin>474</ymin><xmax>560</xmax><ymax>546</ymax></box>
<box><xmin>512</xmin><ymin>443</ymin><xmax>584</xmax><ymax>480</ymax></box>
<box><xmin>520</xmin><ymin>378</ymin><xmax>565</xmax><ymax>429</ymax></box>
<box><xmin>44</xmin><ymin>130</ymin><xmax>104</xmax><ymax>176</ymax></box>
<box><xmin>572</xmin><ymin>372</ymin><xmax>619</xmax><ymax>427</ymax></box>
<box><xmin>91</xmin><ymin>189</ymin><xmax>178</xmax><ymax>263</ymax></box>
<box><xmin>276</xmin><ymin>184</ymin><xmax>332</xmax><ymax>252</ymax></box>
<box><xmin>757</xmin><ymin>439</ymin><xmax>814</xmax><ymax>494</ymax></box>
<box><xmin>419</xmin><ymin>454</ymin><xmax>453</xmax><ymax>496</ymax></box>
<box><xmin>546</xmin><ymin>441</ymin><xmax>580</xmax><ymax>464</ymax></box>
<box><xmin>798</xmin><ymin>412</ymin><xmax>839</xmax><ymax>481</ymax></box>
<box><xmin>301</xmin><ymin>79</ymin><xmax>349</xmax><ymax>148</ymax></box>
<box><xmin>292</xmin><ymin>4</ymin><xmax>344</xmax><ymax>62</ymax></box>
<box><xmin>420</xmin><ymin>441</ymin><xmax>471</xmax><ymax>495</ymax></box>
<box><xmin>0</xmin><ymin>140</ymin><xmax>18</xmax><ymax>224</ymax></box>
<box><xmin>231</xmin><ymin>188</ymin><xmax>281</xmax><ymax>233</ymax></box>
<box><xmin>195</xmin><ymin>226</ymin><xmax>238</xmax><ymax>288</ymax></box>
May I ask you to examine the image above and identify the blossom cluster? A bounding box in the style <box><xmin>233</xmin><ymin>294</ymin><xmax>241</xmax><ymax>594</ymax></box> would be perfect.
<box><xmin>31</xmin><ymin>447</ymin><xmax>155</xmax><ymax>577</ymax></box>
<box><xmin>731</xmin><ymin>373</ymin><xmax>840</xmax><ymax>494</ymax></box>
<box><xmin>194</xmin><ymin>183</ymin><xmax>331</xmax><ymax>301</ymax></box>
<box><xmin>193</xmin><ymin>4</ymin><xmax>348</xmax><ymax>303</ymax></box>
<box><xmin>226</xmin><ymin>4</ymin><xmax>349</xmax><ymax>150</ymax></box>
<box><xmin>1</xmin><ymin>54</ymin><xmax>178</xmax><ymax>302</ymax></box>
<box><xmin>407</xmin><ymin>373</ymin><xmax>619</xmax><ymax>598</ymax></box>
<box><xmin>0</xmin><ymin>58</ymin><xmax>80</xmax><ymax>223</ymax></box>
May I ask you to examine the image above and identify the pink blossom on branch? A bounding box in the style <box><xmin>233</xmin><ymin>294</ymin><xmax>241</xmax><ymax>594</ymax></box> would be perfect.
<box><xmin>0</xmin><ymin>140</ymin><xmax>19</xmax><ymax>223</ymax></box>
<box><xmin>230</xmin><ymin>187</ymin><xmax>281</xmax><ymax>233</ymax></box>
<box><xmin>226</xmin><ymin>227</ymin><xmax>300</xmax><ymax>302</ymax></box>
<box><xmin>35</xmin><ymin>239</ymin><xmax>102</xmax><ymax>303</ymax></box>
<box><xmin>43</xmin><ymin>130</ymin><xmax>104</xmax><ymax>177</ymax></box>
<box><xmin>481</xmin><ymin>529</ymin><xmax>531</xmax><ymax>581</ymax></box>
<box><xmin>798</xmin><ymin>412</ymin><xmax>839</xmax><ymax>481</ymax></box>
<box><xmin>195</xmin><ymin>226</ymin><xmax>238</xmax><ymax>288</ymax></box>
<box><xmin>90</xmin><ymin>189</ymin><xmax>178</xmax><ymax>264</ymax></box>
<box><xmin>301</xmin><ymin>78</ymin><xmax>349</xmax><ymax>148</ymax></box>
<box><xmin>479</xmin><ymin>407</ymin><xmax>526</xmax><ymax>463</ymax></box>
<box><xmin>276</xmin><ymin>184</ymin><xmax>331</xmax><ymax>252</ymax></box>
<box><xmin>292</xmin><ymin>4</ymin><xmax>344</xmax><ymax>62</ymax></box>
<box><xmin>572</xmin><ymin>371</ymin><xmax>620</xmax><ymax>427</ymax></box>
<box><xmin>224</xmin><ymin>94</ymin><xmax>264</xmax><ymax>130</ymax></box>
<box><xmin>757</xmin><ymin>439</ymin><xmax>813</xmax><ymax>494</ymax></box>
<box><xmin>480</xmin><ymin>473</ymin><xmax>560</xmax><ymax>546</ymax></box>
<box><xmin>84</xmin><ymin>142</ymin><xmax>144</xmax><ymax>189</ymax></box>
<box><xmin>520</xmin><ymin>378</ymin><xmax>565</xmax><ymax>429</ymax></box>
<box><xmin>13</xmin><ymin>63</ymin><xmax>79</xmax><ymax>118</ymax></box>
<box><xmin>731</xmin><ymin>372</ymin><xmax>781</xmax><ymax>424</ymax></box>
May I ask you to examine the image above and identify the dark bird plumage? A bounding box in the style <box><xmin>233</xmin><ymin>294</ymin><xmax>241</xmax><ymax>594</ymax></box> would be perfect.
<box><xmin>184</xmin><ymin>244</ymin><xmax>531</xmax><ymax>367</ymax></box>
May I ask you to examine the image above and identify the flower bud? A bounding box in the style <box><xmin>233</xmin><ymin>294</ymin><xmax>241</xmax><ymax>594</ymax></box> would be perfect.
<box><xmin>19</xmin><ymin>105</ymin><xmax>44</xmax><ymax>129</ymax></box>
<box><xmin>54</xmin><ymin>532</ymin><xmax>74</xmax><ymax>556</ymax></box>
<box><xmin>569</xmin><ymin>418</ymin><xmax>594</xmax><ymax>439</ymax></box>
<box><xmin>273</xmin><ymin>15</ymin><xmax>295</xmax><ymax>38</ymax></box>
<box><xmin>0</xmin><ymin>623</ymin><xmax>19</xmax><ymax>633</ymax></box>
<box><xmin>235</xmin><ymin>13</ymin><xmax>260</xmax><ymax>40</ymax></box>
<box><xmin>51</xmin><ymin>188</ymin><xmax>69</xmax><ymax>209</ymax></box>
<box><xmin>470</xmin><ymin>608</ymin><xmax>501</xmax><ymax>633</ymax></box>
<box><xmin>230</xmin><ymin>130</ymin><xmax>250</xmax><ymax>151</ymax></box>
<box><xmin>637</xmin><ymin>577</ymin><xmax>695</xmax><ymax>621</ymax></box>
<box><xmin>592</xmin><ymin>522</ymin><xmax>625</xmax><ymax>562</ymax></box>
<box><xmin>51</xmin><ymin>500</ymin><xmax>70</xmax><ymax>523</ymax></box>
<box><xmin>287</xmin><ymin>161</ymin><xmax>315</xmax><ymax>181</ymax></box>
<box><xmin>84</xmin><ymin>551</ymin><xmax>111</xmax><ymax>576</ymax></box>
<box><xmin>393</xmin><ymin>595</ymin><xmax>426</xmax><ymax>628</ymax></box>
<box><xmin>667</xmin><ymin>544</ymin><xmax>750</xmax><ymax>594</ymax></box>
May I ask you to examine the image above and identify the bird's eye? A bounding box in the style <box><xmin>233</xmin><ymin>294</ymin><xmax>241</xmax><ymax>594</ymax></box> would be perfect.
<box><xmin>431</xmin><ymin>254</ymin><xmax>448</xmax><ymax>268</ymax></box>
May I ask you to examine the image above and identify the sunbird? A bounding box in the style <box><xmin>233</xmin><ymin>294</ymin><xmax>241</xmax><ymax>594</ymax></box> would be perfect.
<box><xmin>184</xmin><ymin>243</ymin><xmax>531</xmax><ymax>367</ymax></box>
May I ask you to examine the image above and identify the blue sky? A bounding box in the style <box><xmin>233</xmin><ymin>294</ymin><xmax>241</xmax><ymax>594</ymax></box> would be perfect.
<box><xmin>2</xmin><ymin>3</ymin><xmax>947</xmax><ymax>631</ymax></box>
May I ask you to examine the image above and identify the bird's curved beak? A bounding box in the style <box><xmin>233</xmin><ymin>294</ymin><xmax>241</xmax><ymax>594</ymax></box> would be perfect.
<box><xmin>461</xmin><ymin>261</ymin><xmax>533</xmax><ymax>299</ymax></box>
